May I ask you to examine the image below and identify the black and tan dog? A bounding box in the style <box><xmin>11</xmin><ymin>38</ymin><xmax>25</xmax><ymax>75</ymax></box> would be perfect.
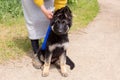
<box><xmin>37</xmin><ymin>6</ymin><xmax>75</xmax><ymax>77</ymax></box>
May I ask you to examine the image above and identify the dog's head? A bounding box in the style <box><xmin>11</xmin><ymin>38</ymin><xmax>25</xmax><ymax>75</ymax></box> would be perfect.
<box><xmin>50</xmin><ymin>6</ymin><xmax>72</xmax><ymax>35</ymax></box>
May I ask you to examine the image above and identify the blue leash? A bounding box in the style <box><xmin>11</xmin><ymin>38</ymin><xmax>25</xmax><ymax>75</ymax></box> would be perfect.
<box><xmin>41</xmin><ymin>25</ymin><xmax>51</xmax><ymax>50</ymax></box>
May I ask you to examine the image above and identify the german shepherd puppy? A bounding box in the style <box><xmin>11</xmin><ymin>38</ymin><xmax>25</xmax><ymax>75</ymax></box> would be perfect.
<box><xmin>37</xmin><ymin>6</ymin><xmax>75</xmax><ymax>77</ymax></box>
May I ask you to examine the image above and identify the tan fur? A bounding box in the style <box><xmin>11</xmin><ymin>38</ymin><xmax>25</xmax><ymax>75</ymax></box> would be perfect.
<box><xmin>42</xmin><ymin>54</ymin><xmax>52</xmax><ymax>77</ymax></box>
<box><xmin>59</xmin><ymin>53</ymin><xmax>68</xmax><ymax>77</ymax></box>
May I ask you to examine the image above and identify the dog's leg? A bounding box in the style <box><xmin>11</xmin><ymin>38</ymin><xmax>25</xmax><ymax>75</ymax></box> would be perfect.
<box><xmin>42</xmin><ymin>52</ymin><xmax>52</xmax><ymax>77</ymax></box>
<box><xmin>59</xmin><ymin>52</ymin><xmax>68</xmax><ymax>77</ymax></box>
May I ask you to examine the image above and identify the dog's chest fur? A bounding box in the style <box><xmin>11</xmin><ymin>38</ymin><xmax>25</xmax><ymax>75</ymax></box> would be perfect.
<box><xmin>49</xmin><ymin>42</ymin><xmax>68</xmax><ymax>57</ymax></box>
<box><xmin>47</xmin><ymin>31</ymin><xmax>69</xmax><ymax>58</ymax></box>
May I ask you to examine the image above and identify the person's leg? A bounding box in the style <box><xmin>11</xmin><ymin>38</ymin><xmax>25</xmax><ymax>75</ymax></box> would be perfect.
<box><xmin>31</xmin><ymin>39</ymin><xmax>43</xmax><ymax>69</ymax></box>
<box><xmin>21</xmin><ymin>0</ymin><xmax>54</xmax><ymax>69</ymax></box>
<box><xmin>31</xmin><ymin>39</ymin><xmax>39</xmax><ymax>54</ymax></box>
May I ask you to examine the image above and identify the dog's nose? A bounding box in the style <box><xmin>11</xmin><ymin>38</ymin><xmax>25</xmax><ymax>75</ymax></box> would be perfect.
<box><xmin>58</xmin><ymin>30</ymin><xmax>63</xmax><ymax>33</ymax></box>
<box><xmin>58</xmin><ymin>30</ymin><xmax>62</xmax><ymax>33</ymax></box>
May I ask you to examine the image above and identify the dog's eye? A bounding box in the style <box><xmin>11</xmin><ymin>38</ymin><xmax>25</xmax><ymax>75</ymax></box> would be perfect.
<box><xmin>55</xmin><ymin>19</ymin><xmax>60</xmax><ymax>23</ymax></box>
<box><xmin>62</xmin><ymin>20</ymin><xmax>67</xmax><ymax>24</ymax></box>
<box><xmin>62</xmin><ymin>21</ymin><xmax>65</xmax><ymax>24</ymax></box>
<box><xmin>57</xmin><ymin>20</ymin><xmax>60</xmax><ymax>24</ymax></box>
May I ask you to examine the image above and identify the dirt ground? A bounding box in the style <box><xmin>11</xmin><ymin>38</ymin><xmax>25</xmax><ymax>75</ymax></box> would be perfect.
<box><xmin>0</xmin><ymin>0</ymin><xmax>120</xmax><ymax>80</ymax></box>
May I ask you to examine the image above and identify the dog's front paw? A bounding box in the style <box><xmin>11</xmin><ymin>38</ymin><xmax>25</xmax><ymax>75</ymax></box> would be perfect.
<box><xmin>42</xmin><ymin>66</ymin><xmax>49</xmax><ymax>77</ymax></box>
<box><xmin>61</xmin><ymin>65</ymin><xmax>68</xmax><ymax>77</ymax></box>
<box><xmin>61</xmin><ymin>72</ymin><xmax>68</xmax><ymax>77</ymax></box>
<box><xmin>42</xmin><ymin>72</ymin><xmax>49</xmax><ymax>77</ymax></box>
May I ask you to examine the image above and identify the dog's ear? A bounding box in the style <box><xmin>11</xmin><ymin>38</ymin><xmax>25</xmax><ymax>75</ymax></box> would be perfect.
<box><xmin>64</xmin><ymin>6</ymin><xmax>72</xmax><ymax>20</ymax></box>
<box><xmin>50</xmin><ymin>16</ymin><xmax>58</xmax><ymax>26</ymax></box>
<box><xmin>64</xmin><ymin>6</ymin><xmax>72</xmax><ymax>27</ymax></box>
<box><xmin>50</xmin><ymin>10</ymin><xmax>62</xmax><ymax>26</ymax></box>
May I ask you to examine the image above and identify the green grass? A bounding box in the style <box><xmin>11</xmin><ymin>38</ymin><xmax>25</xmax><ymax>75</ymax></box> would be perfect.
<box><xmin>69</xmin><ymin>0</ymin><xmax>99</xmax><ymax>30</ymax></box>
<box><xmin>0</xmin><ymin>0</ymin><xmax>23</xmax><ymax>26</ymax></box>
<box><xmin>0</xmin><ymin>0</ymin><xmax>99</xmax><ymax>62</ymax></box>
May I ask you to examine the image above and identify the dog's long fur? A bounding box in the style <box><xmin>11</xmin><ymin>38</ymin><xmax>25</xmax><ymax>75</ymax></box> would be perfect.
<box><xmin>37</xmin><ymin>6</ymin><xmax>75</xmax><ymax>77</ymax></box>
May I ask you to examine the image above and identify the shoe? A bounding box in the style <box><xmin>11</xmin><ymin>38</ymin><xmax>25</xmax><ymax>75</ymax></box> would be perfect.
<box><xmin>32</xmin><ymin>54</ymin><xmax>42</xmax><ymax>69</ymax></box>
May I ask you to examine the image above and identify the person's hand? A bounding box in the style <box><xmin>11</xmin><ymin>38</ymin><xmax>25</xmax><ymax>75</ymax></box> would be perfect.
<box><xmin>44</xmin><ymin>10</ymin><xmax>53</xmax><ymax>19</ymax></box>
<box><xmin>40</xmin><ymin>5</ymin><xmax>53</xmax><ymax>19</ymax></box>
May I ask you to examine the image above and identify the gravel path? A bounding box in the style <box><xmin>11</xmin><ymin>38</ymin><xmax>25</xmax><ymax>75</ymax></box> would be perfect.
<box><xmin>0</xmin><ymin>0</ymin><xmax>120</xmax><ymax>80</ymax></box>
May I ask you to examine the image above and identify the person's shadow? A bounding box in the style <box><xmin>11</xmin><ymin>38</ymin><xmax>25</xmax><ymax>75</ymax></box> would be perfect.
<box><xmin>13</xmin><ymin>37</ymin><xmax>43</xmax><ymax>58</ymax></box>
<box><xmin>13</xmin><ymin>37</ymin><xmax>33</xmax><ymax>57</ymax></box>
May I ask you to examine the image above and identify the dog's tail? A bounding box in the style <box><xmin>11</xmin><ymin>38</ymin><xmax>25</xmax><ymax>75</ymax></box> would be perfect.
<box><xmin>66</xmin><ymin>56</ymin><xmax>75</xmax><ymax>70</ymax></box>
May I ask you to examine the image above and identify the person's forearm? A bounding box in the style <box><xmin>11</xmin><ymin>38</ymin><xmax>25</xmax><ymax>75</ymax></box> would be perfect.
<box><xmin>40</xmin><ymin>5</ymin><xmax>48</xmax><ymax>15</ymax></box>
<box><xmin>40</xmin><ymin>5</ymin><xmax>53</xmax><ymax>19</ymax></box>
<box><xmin>34</xmin><ymin>0</ymin><xmax>53</xmax><ymax>19</ymax></box>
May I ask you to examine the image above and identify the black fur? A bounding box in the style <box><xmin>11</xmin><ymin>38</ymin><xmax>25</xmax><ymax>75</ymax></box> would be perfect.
<box><xmin>37</xmin><ymin>6</ymin><xmax>75</xmax><ymax>70</ymax></box>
